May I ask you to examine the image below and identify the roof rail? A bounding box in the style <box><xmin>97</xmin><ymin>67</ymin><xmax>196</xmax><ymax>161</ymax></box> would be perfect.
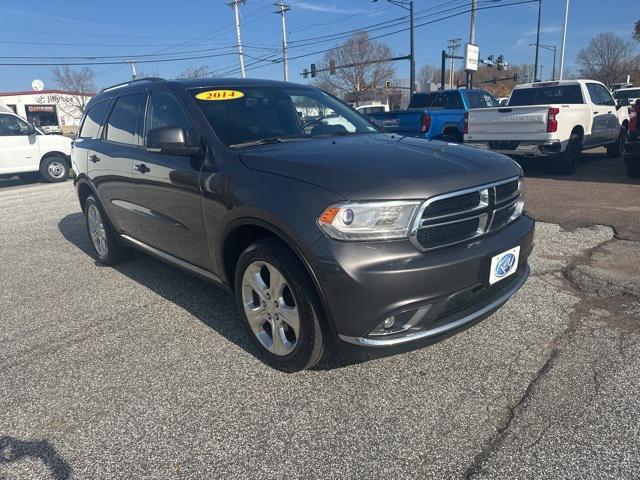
<box><xmin>100</xmin><ymin>77</ymin><xmax>165</xmax><ymax>93</ymax></box>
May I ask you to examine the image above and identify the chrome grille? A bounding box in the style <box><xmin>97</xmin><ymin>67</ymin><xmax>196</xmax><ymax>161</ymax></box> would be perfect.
<box><xmin>411</xmin><ymin>177</ymin><xmax>522</xmax><ymax>251</ymax></box>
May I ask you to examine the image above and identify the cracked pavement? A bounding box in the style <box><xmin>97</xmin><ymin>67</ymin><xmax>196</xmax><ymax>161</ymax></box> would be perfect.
<box><xmin>1</xmin><ymin>160</ymin><xmax>639</xmax><ymax>479</ymax></box>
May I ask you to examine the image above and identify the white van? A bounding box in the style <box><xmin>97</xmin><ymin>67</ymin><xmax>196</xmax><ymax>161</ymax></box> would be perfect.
<box><xmin>0</xmin><ymin>111</ymin><xmax>72</xmax><ymax>182</ymax></box>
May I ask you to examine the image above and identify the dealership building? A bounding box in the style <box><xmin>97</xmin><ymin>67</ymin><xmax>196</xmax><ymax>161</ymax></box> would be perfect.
<box><xmin>0</xmin><ymin>89</ymin><xmax>93</xmax><ymax>134</ymax></box>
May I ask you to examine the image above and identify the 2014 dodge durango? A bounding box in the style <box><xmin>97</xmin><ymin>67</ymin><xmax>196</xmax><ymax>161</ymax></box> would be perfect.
<box><xmin>72</xmin><ymin>77</ymin><xmax>535</xmax><ymax>371</ymax></box>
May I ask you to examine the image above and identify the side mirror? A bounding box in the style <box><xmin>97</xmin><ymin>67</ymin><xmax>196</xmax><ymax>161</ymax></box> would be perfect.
<box><xmin>146</xmin><ymin>127</ymin><xmax>200</xmax><ymax>156</ymax></box>
<box><xmin>26</xmin><ymin>123</ymin><xmax>36</xmax><ymax>135</ymax></box>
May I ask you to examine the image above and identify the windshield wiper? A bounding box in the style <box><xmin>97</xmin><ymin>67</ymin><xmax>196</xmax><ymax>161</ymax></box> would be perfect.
<box><xmin>230</xmin><ymin>137</ymin><xmax>289</xmax><ymax>148</ymax></box>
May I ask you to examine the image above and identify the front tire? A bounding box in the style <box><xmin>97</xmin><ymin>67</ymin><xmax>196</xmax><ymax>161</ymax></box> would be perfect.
<box><xmin>555</xmin><ymin>133</ymin><xmax>581</xmax><ymax>175</ymax></box>
<box><xmin>606</xmin><ymin>126</ymin><xmax>627</xmax><ymax>158</ymax></box>
<box><xmin>84</xmin><ymin>195</ymin><xmax>130</xmax><ymax>265</ymax></box>
<box><xmin>234</xmin><ymin>238</ymin><xmax>330</xmax><ymax>372</ymax></box>
<box><xmin>39</xmin><ymin>155</ymin><xmax>68</xmax><ymax>183</ymax></box>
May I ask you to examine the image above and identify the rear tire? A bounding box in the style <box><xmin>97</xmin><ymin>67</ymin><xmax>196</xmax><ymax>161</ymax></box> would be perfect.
<box><xmin>234</xmin><ymin>238</ymin><xmax>330</xmax><ymax>372</ymax></box>
<box><xmin>39</xmin><ymin>155</ymin><xmax>68</xmax><ymax>183</ymax></box>
<box><xmin>606</xmin><ymin>126</ymin><xmax>627</xmax><ymax>158</ymax></box>
<box><xmin>555</xmin><ymin>133</ymin><xmax>581</xmax><ymax>175</ymax></box>
<box><xmin>84</xmin><ymin>195</ymin><xmax>131</xmax><ymax>265</ymax></box>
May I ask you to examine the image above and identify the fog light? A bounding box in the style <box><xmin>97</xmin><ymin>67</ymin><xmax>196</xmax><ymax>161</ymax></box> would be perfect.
<box><xmin>382</xmin><ymin>316</ymin><xmax>395</xmax><ymax>329</ymax></box>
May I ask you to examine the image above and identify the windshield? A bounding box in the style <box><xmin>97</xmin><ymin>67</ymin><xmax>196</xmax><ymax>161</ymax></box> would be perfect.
<box><xmin>613</xmin><ymin>89</ymin><xmax>640</xmax><ymax>101</ymax></box>
<box><xmin>509</xmin><ymin>85</ymin><xmax>584</xmax><ymax>106</ymax></box>
<box><xmin>192</xmin><ymin>85</ymin><xmax>379</xmax><ymax>147</ymax></box>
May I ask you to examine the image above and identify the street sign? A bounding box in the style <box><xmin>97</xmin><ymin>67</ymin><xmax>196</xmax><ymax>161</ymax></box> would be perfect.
<box><xmin>464</xmin><ymin>44</ymin><xmax>479</xmax><ymax>72</ymax></box>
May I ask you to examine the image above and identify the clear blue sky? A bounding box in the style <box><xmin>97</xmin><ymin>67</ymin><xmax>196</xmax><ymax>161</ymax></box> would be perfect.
<box><xmin>0</xmin><ymin>0</ymin><xmax>637</xmax><ymax>92</ymax></box>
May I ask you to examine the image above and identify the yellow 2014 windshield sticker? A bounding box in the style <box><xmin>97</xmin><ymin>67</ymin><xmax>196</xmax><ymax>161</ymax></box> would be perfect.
<box><xmin>195</xmin><ymin>90</ymin><xmax>244</xmax><ymax>101</ymax></box>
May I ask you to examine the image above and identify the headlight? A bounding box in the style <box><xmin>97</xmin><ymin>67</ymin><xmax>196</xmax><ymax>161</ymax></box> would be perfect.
<box><xmin>318</xmin><ymin>201</ymin><xmax>421</xmax><ymax>241</ymax></box>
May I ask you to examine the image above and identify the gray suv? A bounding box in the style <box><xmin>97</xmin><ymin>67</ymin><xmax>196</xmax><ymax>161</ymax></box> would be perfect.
<box><xmin>72</xmin><ymin>77</ymin><xmax>534</xmax><ymax>371</ymax></box>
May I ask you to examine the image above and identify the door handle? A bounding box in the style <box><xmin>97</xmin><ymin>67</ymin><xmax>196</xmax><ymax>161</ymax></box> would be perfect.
<box><xmin>593</xmin><ymin>111</ymin><xmax>599</xmax><ymax>115</ymax></box>
<box><xmin>89</xmin><ymin>154</ymin><xmax>100</xmax><ymax>163</ymax></box>
<box><xmin>134</xmin><ymin>163</ymin><xmax>150</xmax><ymax>174</ymax></box>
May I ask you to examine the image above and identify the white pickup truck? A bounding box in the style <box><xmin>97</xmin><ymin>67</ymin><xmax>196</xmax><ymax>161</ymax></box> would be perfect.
<box><xmin>464</xmin><ymin>80</ymin><xmax>629</xmax><ymax>174</ymax></box>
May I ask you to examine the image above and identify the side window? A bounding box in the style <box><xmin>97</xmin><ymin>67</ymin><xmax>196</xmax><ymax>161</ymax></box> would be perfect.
<box><xmin>0</xmin><ymin>114</ymin><xmax>28</xmax><ymax>136</ymax></box>
<box><xmin>105</xmin><ymin>93</ymin><xmax>146</xmax><ymax>145</ymax></box>
<box><xmin>79</xmin><ymin>100</ymin><xmax>110</xmax><ymax>139</ymax></box>
<box><xmin>587</xmin><ymin>83</ymin><xmax>614</xmax><ymax>106</ymax></box>
<box><xmin>444</xmin><ymin>92</ymin><xmax>463</xmax><ymax>109</ymax></box>
<box><xmin>146</xmin><ymin>91</ymin><xmax>192</xmax><ymax>135</ymax></box>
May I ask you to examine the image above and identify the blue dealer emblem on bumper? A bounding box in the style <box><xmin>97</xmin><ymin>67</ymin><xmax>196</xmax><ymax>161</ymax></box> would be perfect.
<box><xmin>495</xmin><ymin>253</ymin><xmax>516</xmax><ymax>278</ymax></box>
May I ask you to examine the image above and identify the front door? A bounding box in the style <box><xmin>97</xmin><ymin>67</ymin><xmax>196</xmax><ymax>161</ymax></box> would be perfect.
<box><xmin>87</xmin><ymin>93</ymin><xmax>146</xmax><ymax>236</ymax></box>
<box><xmin>0</xmin><ymin>113</ymin><xmax>39</xmax><ymax>175</ymax></box>
<box><xmin>129</xmin><ymin>89</ymin><xmax>210</xmax><ymax>269</ymax></box>
<box><xmin>586</xmin><ymin>83</ymin><xmax>617</xmax><ymax>145</ymax></box>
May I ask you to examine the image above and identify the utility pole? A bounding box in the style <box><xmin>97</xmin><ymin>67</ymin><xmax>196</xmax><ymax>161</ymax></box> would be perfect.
<box><xmin>372</xmin><ymin>0</ymin><xmax>415</xmax><ymax>94</ymax></box>
<box><xmin>228</xmin><ymin>0</ymin><xmax>246</xmax><ymax>78</ymax></box>
<box><xmin>275</xmin><ymin>1</ymin><xmax>291</xmax><ymax>81</ymax></box>
<box><xmin>448</xmin><ymin>38</ymin><xmax>462</xmax><ymax>89</ymax></box>
<box><xmin>126</xmin><ymin>60</ymin><xmax>137</xmax><ymax>80</ymax></box>
<box><xmin>559</xmin><ymin>0</ymin><xmax>569</xmax><ymax>80</ymax></box>
<box><xmin>533</xmin><ymin>0</ymin><xmax>542</xmax><ymax>82</ymax></box>
<box><xmin>466</xmin><ymin>0</ymin><xmax>477</xmax><ymax>88</ymax></box>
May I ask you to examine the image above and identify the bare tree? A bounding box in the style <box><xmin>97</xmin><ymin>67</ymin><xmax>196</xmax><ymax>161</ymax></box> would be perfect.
<box><xmin>634</xmin><ymin>20</ymin><xmax>640</xmax><ymax>42</ymax></box>
<box><xmin>577</xmin><ymin>33</ymin><xmax>638</xmax><ymax>87</ymax></box>
<box><xmin>417</xmin><ymin>65</ymin><xmax>436</xmax><ymax>91</ymax></box>
<box><xmin>177</xmin><ymin>65</ymin><xmax>212</xmax><ymax>79</ymax></box>
<box><xmin>51</xmin><ymin>65</ymin><xmax>96</xmax><ymax>116</ymax></box>
<box><xmin>313</xmin><ymin>32</ymin><xmax>394</xmax><ymax>106</ymax></box>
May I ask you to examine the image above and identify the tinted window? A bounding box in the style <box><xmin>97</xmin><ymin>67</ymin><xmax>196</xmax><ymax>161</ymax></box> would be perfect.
<box><xmin>509</xmin><ymin>85</ymin><xmax>584</xmax><ymax>106</ymax></box>
<box><xmin>430</xmin><ymin>92</ymin><xmax>463</xmax><ymax>109</ymax></box>
<box><xmin>465</xmin><ymin>91</ymin><xmax>500</xmax><ymax>108</ymax></box>
<box><xmin>408</xmin><ymin>93</ymin><xmax>436</xmax><ymax>109</ymax></box>
<box><xmin>587</xmin><ymin>83</ymin><xmax>615</xmax><ymax>106</ymax></box>
<box><xmin>613</xmin><ymin>89</ymin><xmax>640</xmax><ymax>101</ymax></box>
<box><xmin>79</xmin><ymin>100</ymin><xmax>110</xmax><ymax>139</ymax></box>
<box><xmin>0</xmin><ymin>114</ymin><xmax>28</xmax><ymax>136</ymax></box>
<box><xmin>105</xmin><ymin>94</ymin><xmax>145</xmax><ymax>145</ymax></box>
<box><xmin>193</xmin><ymin>86</ymin><xmax>377</xmax><ymax>146</ymax></box>
<box><xmin>146</xmin><ymin>91</ymin><xmax>192</xmax><ymax>133</ymax></box>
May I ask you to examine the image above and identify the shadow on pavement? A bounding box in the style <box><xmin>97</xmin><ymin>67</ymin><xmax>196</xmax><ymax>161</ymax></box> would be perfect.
<box><xmin>519</xmin><ymin>150</ymin><xmax>640</xmax><ymax>186</ymax></box>
<box><xmin>0</xmin><ymin>436</ymin><xmax>72</xmax><ymax>480</ymax></box>
<box><xmin>57</xmin><ymin>212</ymin><xmax>357</xmax><ymax>371</ymax></box>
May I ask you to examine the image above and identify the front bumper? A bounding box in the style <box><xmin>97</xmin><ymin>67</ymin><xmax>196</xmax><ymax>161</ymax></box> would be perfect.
<box><xmin>466</xmin><ymin>140</ymin><xmax>563</xmax><ymax>158</ymax></box>
<box><xmin>310</xmin><ymin>214</ymin><xmax>535</xmax><ymax>353</ymax></box>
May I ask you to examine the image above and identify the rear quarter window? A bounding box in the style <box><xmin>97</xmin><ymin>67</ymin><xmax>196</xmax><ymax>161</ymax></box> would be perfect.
<box><xmin>509</xmin><ymin>85</ymin><xmax>584</xmax><ymax>106</ymax></box>
<box><xmin>79</xmin><ymin>100</ymin><xmax>110</xmax><ymax>139</ymax></box>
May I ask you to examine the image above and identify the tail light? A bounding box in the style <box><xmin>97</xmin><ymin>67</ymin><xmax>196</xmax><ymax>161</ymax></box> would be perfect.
<box><xmin>420</xmin><ymin>113</ymin><xmax>432</xmax><ymax>133</ymax></box>
<box><xmin>547</xmin><ymin>107</ymin><xmax>560</xmax><ymax>133</ymax></box>
<box><xmin>630</xmin><ymin>101</ymin><xmax>638</xmax><ymax>132</ymax></box>
<box><xmin>463</xmin><ymin>112</ymin><xmax>469</xmax><ymax>134</ymax></box>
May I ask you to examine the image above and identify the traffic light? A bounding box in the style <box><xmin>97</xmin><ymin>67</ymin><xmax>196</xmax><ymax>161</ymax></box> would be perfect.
<box><xmin>310</xmin><ymin>63</ymin><xmax>317</xmax><ymax>78</ymax></box>
<box><xmin>385</xmin><ymin>80</ymin><xmax>392</xmax><ymax>91</ymax></box>
<box><xmin>303</xmin><ymin>68</ymin><xmax>308</xmax><ymax>79</ymax></box>
<box><xmin>329</xmin><ymin>59</ymin><xmax>336</xmax><ymax>75</ymax></box>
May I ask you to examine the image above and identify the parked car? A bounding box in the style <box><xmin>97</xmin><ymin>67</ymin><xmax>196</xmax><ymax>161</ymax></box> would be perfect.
<box><xmin>369</xmin><ymin>89</ymin><xmax>500</xmax><ymax>143</ymax></box>
<box><xmin>465</xmin><ymin>80</ymin><xmax>630</xmax><ymax>174</ymax></box>
<box><xmin>497</xmin><ymin>97</ymin><xmax>509</xmax><ymax>106</ymax></box>
<box><xmin>613</xmin><ymin>86</ymin><xmax>640</xmax><ymax>111</ymax></box>
<box><xmin>623</xmin><ymin>100</ymin><xmax>640</xmax><ymax>178</ymax></box>
<box><xmin>72</xmin><ymin>77</ymin><xmax>534</xmax><ymax>371</ymax></box>
<box><xmin>0</xmin><ymin>111</ymin><xmax>72</xmax><ymax>182</ymax></box>
<box><xmin>355</xmin><ymin>103</ymin><xmax>390</xmax><ymax>115</ymax></box>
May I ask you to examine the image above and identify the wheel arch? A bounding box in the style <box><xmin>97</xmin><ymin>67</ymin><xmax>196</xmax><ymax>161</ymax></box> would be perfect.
<box><xmin>40</xmin><ymin>151</ymin><xmax>71</xmax><ymax>167</ymax></box>
<box><xmin>219</xmin><ymin>218</ymin><xmax>336</xmax><ymax>333</ymax></box>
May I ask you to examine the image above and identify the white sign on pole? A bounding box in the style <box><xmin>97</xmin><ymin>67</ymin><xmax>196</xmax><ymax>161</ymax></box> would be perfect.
<box><xmin>464</xmin><ymin>44</ymin><xmax>479</xmax><ymax>72</ymax></box>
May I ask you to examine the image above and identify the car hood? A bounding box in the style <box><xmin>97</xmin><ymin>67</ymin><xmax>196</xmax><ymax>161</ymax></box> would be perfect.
<box><xmin>239</xmin><ymin>134</ymin><xmax>521</xmax><ymax>200</ymax></box>
<box><xmin>37</xmin><ymin>134</ymin><xmax>72</xmax><ymax>155</ymax></box>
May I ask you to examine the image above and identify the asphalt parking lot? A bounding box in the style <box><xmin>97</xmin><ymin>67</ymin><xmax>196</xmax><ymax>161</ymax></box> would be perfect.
<box><xmin>1</xmin><ymin>151</ymin><xmax>639</xmax><ymax>479</ymax></box>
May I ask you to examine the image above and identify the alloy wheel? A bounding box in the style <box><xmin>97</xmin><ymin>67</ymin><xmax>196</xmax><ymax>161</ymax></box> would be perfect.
<box><xmin>87</xmin><ymin>204</ymin><xmax>108</xmax><ymax>257</ymax></box>
<box><xmin>241</xmin><ymin>261</ymin><xmax>300</xmax><ymax>356</ymax></box>
<box><xmin>47</xmin><ymin>161</ymin><xmax>66</xmax><ymax>179</ymax></box>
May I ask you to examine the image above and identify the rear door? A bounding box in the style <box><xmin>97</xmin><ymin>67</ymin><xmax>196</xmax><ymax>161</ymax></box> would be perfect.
<box><xmin>0</xmin><ymin>113</ymin><xmax>40</xmax><ymax>174</ymax></box>
<box><xmin>128</xmin><ymin>88</ymin><xmax>210</xmax><ymax>268</ymax></box>
<box><xmin>586</xmin><ymin>83</ymin><xmax>616</xmax><ymax>145</ymax></box>
<box><xmin>88</xmin><ymin>93</ymin><xmax>146</xmax><ymax>235</ymax></box>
